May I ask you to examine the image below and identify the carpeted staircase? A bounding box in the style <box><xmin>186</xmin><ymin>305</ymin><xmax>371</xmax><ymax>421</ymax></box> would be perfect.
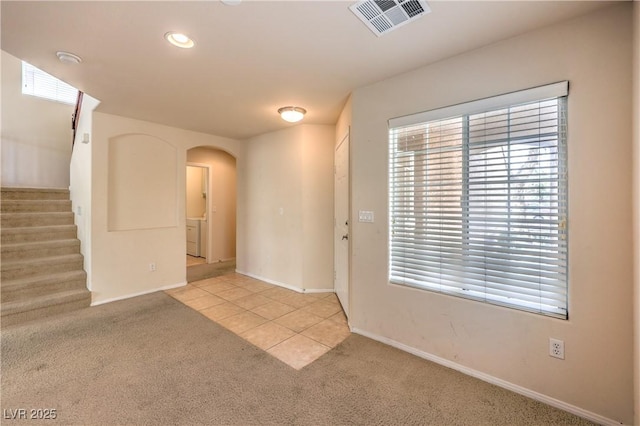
<box><xmin>1</xmin><ymin>187</ymin><xmax>91</xmax><ymax>327</ymax></box>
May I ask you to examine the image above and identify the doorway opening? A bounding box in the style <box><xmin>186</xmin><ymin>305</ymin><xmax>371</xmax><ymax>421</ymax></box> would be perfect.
<box><xmin>186</xmin><ymin>164</ymin><xmax>208</xmax><ymax>263</ymax></box>
<box><xmin>186</xmin><ymin>146</ymin><xmax>237</xmax><ymax>282</ymax></box>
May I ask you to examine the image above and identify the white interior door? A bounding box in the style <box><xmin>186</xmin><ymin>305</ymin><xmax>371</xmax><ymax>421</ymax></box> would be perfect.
<box><xmin>334</xmin><ymin>132</ymin><xmax>350</xmax><ymax>318</ymax></box>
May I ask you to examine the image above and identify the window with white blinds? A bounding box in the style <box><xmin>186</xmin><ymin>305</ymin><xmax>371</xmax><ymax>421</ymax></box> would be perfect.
<box><xmin>388</xmin><ymin>82</ymin><xmax>568</xmax><ymax>319</ymax></box>
<box><xmin>22</xmin><ymin>61</ymin><xmax>78</xmax><ymax>105</ymax></box>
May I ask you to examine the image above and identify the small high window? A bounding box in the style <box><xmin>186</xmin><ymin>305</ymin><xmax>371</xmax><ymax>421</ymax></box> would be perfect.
<box><xmin>22</xmin><ymin>61</ymin><xmax>78</xmax><ymax>105</ymax></box>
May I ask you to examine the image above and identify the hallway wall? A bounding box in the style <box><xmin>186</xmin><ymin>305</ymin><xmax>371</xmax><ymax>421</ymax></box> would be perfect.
<box><xmin>237</xmin><ymin>124</ymin><xmax>334</xmax><ymax>292</ymax></box>
<box><xmin>1</xmin><ymin>50</ymin><xmax>74</xmax><ymax>188</ymax></box>
<box><xmin>69</xmin><ymin>93</ymin><xmax>100</xmax><ymax>288</ymax></box>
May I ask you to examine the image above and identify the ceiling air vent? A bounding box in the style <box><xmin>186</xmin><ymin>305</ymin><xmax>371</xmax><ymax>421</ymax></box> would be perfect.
<box><xmin>349</xmin><ymin>0</ymin><xmax>431</xmax><ymax>37</ymax></box>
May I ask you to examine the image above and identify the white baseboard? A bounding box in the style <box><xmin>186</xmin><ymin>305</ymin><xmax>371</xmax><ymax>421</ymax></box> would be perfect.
<box><xmin>235</xmin><ymin>270</ymin><xmax>334</xmax><ymax>295</ymax></box>
<box><xmin>207</xmin><ymin>257</ymin><xmax>235</xmax><ymax>264</ymax></box>
<box><xmin>351</xmin><ymin>327</ymin><xmax>624</xmax><ymax>426</ymax></box>
<box><xmin>300</xmin><ymin>288</ymin><xmax>334</xmax><ymax>294</ymax></box>
<box><xmin>90</xmin><ymin>281</ymin><xmax>187</xmax><ymax>306</ymax></box>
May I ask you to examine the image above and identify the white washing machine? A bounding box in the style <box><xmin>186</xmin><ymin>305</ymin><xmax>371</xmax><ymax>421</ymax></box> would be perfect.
<box><xmin>186</xmin><ymin>218</ymin><xmax>201</xmax><ymax>257</ymax></box>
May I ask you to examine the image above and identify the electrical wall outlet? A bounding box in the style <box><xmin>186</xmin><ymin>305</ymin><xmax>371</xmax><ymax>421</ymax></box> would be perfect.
<box><xmin>549</xmin><ymin>338</ymin><xmax>564</xmax><ymax>359</ymax></box>
<box><xmin>149</xmin><ymin>262</ymin><xmax>156</xmax><ymax>272</ymax></box>
<box><xmin>359</xmin><ymin>210</ymin><xmax>374</xmax><ymax>223</ymax></box>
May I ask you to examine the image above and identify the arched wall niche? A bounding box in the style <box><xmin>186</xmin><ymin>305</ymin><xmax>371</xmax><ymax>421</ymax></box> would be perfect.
<box><xmin>108</xmin><ymin>133</ymin><xmax>178</xmax><ymax>231</ymax></box>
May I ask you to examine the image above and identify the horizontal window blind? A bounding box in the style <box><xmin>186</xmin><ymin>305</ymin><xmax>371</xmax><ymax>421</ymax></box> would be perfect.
<box><xmin>22</xmin><ymin>61</ymin><xmax>78</xmax><ymax>105</ymax></box>
<box><xmin>389</xmin><ymin>82</ymin><xmax>568</xmax><ymax>318</ymax></box>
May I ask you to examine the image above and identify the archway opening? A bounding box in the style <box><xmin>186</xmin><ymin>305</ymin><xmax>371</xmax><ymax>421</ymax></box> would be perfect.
<box><xmin>185</xmin><ymin>146</ymin><xmax>237</xmax><ymax>282</ymax></box>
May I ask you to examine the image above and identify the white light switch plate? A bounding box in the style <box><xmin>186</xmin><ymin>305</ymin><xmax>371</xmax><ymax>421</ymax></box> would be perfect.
<box><xmin>359</xmin><ymin>210</ymin><xmax>374</xmax><ymax>223</ymax></box>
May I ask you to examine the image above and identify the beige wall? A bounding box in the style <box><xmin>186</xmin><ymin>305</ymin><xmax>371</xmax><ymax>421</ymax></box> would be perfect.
<box><xmin>633</xmin><ymin>1</ymin><xmax>640</xmax><ymax>424</ymax></box>
<box><xmin>1</xmin><ymin>50</ymin><xmax>74</xmax><ymax>188</ymax></box>
<box><xmin>187</xmin><ymin>147</ymin><xmax>237</xmax><ymax>262</ymax></box>
<box><xmin>237</xmin><ymin>124</ymin><xmax>334</xmax><ymax>291</ymax></box>
<box><xmin>347</xmin><ymin>4</ymin><xmax>633</xmax><ymax>423</ymax></box>
<box><xmin>301</xmin><ymin>125</ymin><xmax>336</xmax><ymax>290</ymax></box>
<box><xmin>90</xmin><ymin>112</ymin><xmax>242</xmax><ymax>304</ymax></box>
<box><xmin>107</xmin><ymin>134</ymin><xmax>178</xmax><ymax>231</ymax></box>
<box><xmin>186</xmin><ymin>166</ymin><xmax>206</xmax><ymax>219</ymax></box>
<box><xmin>336</xmin><ymin>95</ymin><xmax>352</xmax><ymax>147</ymax></box>
<box><xmin>69</xmin><ymin>93</ymin><xmax>100</xmax><ymax>286</ymax></box>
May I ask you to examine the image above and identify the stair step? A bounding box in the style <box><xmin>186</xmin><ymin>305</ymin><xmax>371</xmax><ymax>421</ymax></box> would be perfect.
<box><xmin>1</xmin><ymin>254</ymin><xmax>84</xmax><ymax>281</ymax></box>
<box><xmin>1</xmin><ymin>199</ymin><xmax>72</xmax><ymax>213</ymax></box>
<box><xmin>1</xmin><ymin>270</ymin><xmax>87</xmax><ymax>302</ymax></box>
<box><xmin>0</xmin><ymin>187</ymin><xmax>90</xmax><ymax>327</ymax></box>
<box><xmin>1</xmin><ymin>187</ymin><xmax>69</xmax><ymax>201</ymax></box>
<box><xmin>1</xmin><ymin>288</ymin><xmax>91</xmax><ymax>327</ymax></box>
<box><xmin>1</xmin><ymin>225</ymin><xmax>78</xmax><ymax>244</ymax></box>
<box><xmin>1</xmin><ymin>212</ymin><xmax>74</xmax><ymax>228</ymax></box>
<box><xmin>1</xmin><ymin>239</ymin><xmax>81</xmax><ymax>261</ymax></box>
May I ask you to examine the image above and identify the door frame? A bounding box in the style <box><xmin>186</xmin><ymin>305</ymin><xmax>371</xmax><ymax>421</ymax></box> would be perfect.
<box><xmin>334</xmin><ymin>130</ymin><xmax>351</xmax><ymax>319</ymax></box>
<box><xmin>186</xmin><ymin>162</ymin><xmax>212</xmax><ymax>264</ymax></box>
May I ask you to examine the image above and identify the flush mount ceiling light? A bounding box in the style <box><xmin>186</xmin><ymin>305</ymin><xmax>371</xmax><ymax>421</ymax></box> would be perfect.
<box><xmin>56</xmin><ymin>51</ymin><xmax>82</xmax><ymax>64</ymax></box>
<box><xmin>278</xmin><ymin>106</ymin><xmax>306</xmax><ymax>123</ymax></box>
<box><xmin>164</xmin><ymin>32</ymin><xmax>195</xmax><ymax>49</ymax></box>
<box><xmin>221</xmin><ymin>0</ymin><xmax>242</xmax><ymax>5</ymax></box>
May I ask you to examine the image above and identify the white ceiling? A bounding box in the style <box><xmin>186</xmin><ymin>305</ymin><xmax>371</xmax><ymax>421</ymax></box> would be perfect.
<box><xmin>1</xmin><ymin>1</ymin><xmax>616</xmax><ymax>140</ymax></box>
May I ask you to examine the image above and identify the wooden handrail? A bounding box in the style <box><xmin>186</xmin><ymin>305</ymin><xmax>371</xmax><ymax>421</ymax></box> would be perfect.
<box><xmin>72</xmin><ymin>91</ymin><xmax>84</xmax><ymax>148</ymax></box>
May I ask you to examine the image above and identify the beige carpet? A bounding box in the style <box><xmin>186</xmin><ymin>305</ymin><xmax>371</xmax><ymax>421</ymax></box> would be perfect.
<box><xmin>1</xmin><ymin>292</ymin><xmax>593</xmax><ymax>425</ymax></box>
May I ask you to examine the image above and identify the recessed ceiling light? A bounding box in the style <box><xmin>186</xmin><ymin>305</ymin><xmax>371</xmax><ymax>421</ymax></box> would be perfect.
<box><xmin>56</xmin><ymin>51</ymin><xmax>82</xmax><ymax>64</ymax></box>
<box><xmin>221</xmin><ymin>0</ymin><xmax>242</xmax><ymax>5</ymax></box>
<box><xmin>164</xmin><ymin>32</ymin><xmax>195</xmax><ymax>49</ymax></box>
<box><xmin>278</xmin><ymin>106</ymin><xmax>306</xmax><ymax>123</ymax></box>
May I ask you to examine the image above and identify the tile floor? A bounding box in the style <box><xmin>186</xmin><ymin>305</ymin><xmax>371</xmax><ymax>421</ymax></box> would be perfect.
<box><xmin>186</xmin><ymin>255</ymin><xmax>207</xmax><ymax>267</ymax></box>
<box><xmin>165</xmin><ymin>272</ymin><xmax>350</xmax><ymax>370</ymax></box>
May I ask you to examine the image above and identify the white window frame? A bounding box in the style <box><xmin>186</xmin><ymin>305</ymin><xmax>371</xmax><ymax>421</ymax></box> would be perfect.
<box><xmin>388</xmin><ymin>82</ymin><xmax>569</xmax><ymax>319</ymax></box>
<box><xmin>22</xmin><ymin>61</ymin><xmax>78</xmax><ymax>105</ymax></box>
